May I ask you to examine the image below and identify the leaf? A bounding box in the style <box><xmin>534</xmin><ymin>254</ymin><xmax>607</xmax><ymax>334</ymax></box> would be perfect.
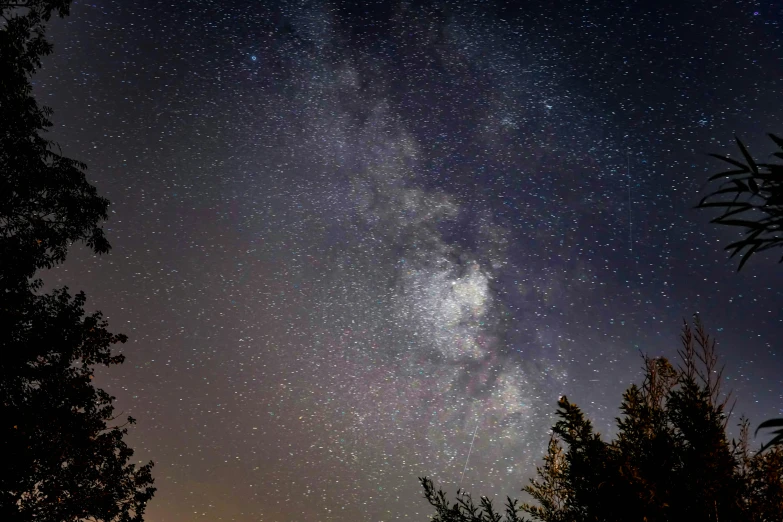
<box><xmin>746</xmin><ymin>226</ymin><xmax>765</xmax><ymax>238</ymax></box>
<box><xmin>710</xmin><ymin>187</ymin><xmax>756</xmax><ymax>198</ymax></box>
<box><xmin>711</xmin><ymin>219</ymin><xmax>765</xmax><ymax>229</ymax></box>
<box><xmin>732</xmin><ymin>180</ymin><xmax>749</xmax><ymax>193</ymax></box>
<box><xmin>707</xmin><ymin>168</ymin><xmax>752</xmax><ymax>181</ymax></box>
<box><xmin>696</xmin><ymin>199</ymin><xmax>754</xmax><ymax>211</ymax></box>
<box><xmin>737</xmin><ymin>241</ymin><xmax>761</xmax><ymax>271</ymax></box>
<box><xmin>768</xmin><ymin>133</ymin><xmax>783</xmax><ymax>149</ymax></box>
<box><xmin>708</xmin><ymin>153</ymin><xmax>750</xmax><ymax>171</ymax></box>
<box><xmin>748</xmin><ymin>177</ymin><xmax>760</xmax><ymax>194</ymax></box>
<box><xmin>712</xmin><ymin>206</ymin><xmax>757</xmax><ymax>221</ymax></box>
<box><xmin>753</xmin><ymin>419</ymin><xmax>783</xmax><ymax>437</ymax></box>
<box><xmin>758</xmin><ymin>433</ymin><xmax>783</xmax><ymax>453</ymax></box>
<box><xmin>725</xmin><ymin>240</ymin><xmax>748</xmax><ymax>254</ymax></box>
<box><xmin>735</xmin><ymin>136</ymin><xmax>759</xmax><ymax>175</ymax></box>
<box><xmin>755</xmin><ymin>417</ymin><xmax>783</xmax><ymax>452</ymax></box>
<box><xmin>757</xmin><ymin>241</ymin><xmax>783</xmax><ymax>253</ymax></box>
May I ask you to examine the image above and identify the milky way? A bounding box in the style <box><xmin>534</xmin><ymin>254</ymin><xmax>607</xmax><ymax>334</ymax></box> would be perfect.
<box><xmin>38</xmin><ymin>1</ymin><xmax>783</xmax><ymax>520</ymax></box>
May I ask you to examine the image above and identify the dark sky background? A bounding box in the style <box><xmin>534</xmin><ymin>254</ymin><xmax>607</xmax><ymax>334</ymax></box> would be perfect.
<box><xmin>33</xmin><ymin>0</ymin><xmax>782</xmax><ymax>520</ymax></box>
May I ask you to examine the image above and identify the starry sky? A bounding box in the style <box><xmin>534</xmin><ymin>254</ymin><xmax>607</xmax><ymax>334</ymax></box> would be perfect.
<box><xmin>34</xmin><ymin>0</ymin><xmax>783</xmax><ymax>520</ymax></box>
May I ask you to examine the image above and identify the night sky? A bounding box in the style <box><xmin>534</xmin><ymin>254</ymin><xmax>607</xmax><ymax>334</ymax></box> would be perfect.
<box><xmin>34</xmin><ymin>1</ymin><xmax>783</xmax><ymax>520</ymax></box>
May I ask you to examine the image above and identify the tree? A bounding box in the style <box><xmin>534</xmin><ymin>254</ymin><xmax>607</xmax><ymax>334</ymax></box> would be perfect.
<box><xmin>1</xmin><ymin>1</ymin><xmax>155</xmax><ymax>520</ymax></box>
<box><xmin>0</xmin><ymin>0</ymin><xmax>110</xmax><ymax>294</ymax></box>
<box><xmin>420</xmin><ymin>318</ymin><xmax>783</xmax><ymax>521</ymax></box>
<box><xmin>695</xmin><ymin>134</ymin><xmax>783</xmax><ymax>271</ymax></box>
<box><xmin>1</xmin><ymin>289</ymin><xmax>155</xmax><ymax>522</ymax></box>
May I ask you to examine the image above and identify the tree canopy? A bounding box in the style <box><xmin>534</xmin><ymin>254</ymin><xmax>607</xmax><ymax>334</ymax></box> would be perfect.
<box><xmin>0</xmin><ymin>0</ymin><xmax>110</xmax><ymax>293</ymax></box>
<box><xmin>421</xmin><ymin>318</ymin><xmax>783</xmax><ymax>522</ymax></box>
<box><xmin>1</xmin><ymin>289</ymin><xmax>155</xmax><ymax>522</ymax></box>
<box><xmin>1</xmin><ymin>1</ymin><xmax>155</xmax><ymax>520</ymax></box>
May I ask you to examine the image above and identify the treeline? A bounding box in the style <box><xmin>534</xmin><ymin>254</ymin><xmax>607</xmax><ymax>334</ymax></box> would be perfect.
<box><xmin>421</xmin><ymin>320</ymin><xmax>783</xmax><ymax>522</ymax></box>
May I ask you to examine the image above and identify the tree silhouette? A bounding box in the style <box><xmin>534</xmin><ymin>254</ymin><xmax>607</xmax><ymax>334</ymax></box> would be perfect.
<box><xmin>420</xmin><ymin>318</ymin><xmax>783</xmax><ymax>521</ymax></box>
<box><xmin>420</xmin><ymin>477</ymin><xmax>526</xmax><ymax>522</ymax></box>
<box><xmin>1</xmin><ymin>289</ymin><xmax>155</xmax><ymax>522</ymax></box>
<box><xmin>1</xmin><ymin>1</ymin><xmax>155</xmax><ymax>520</ymax></box>
<box><xmin>0</xmin><ymin>0</ymin><xmax>110</xmax><ymax>294</ymax></box>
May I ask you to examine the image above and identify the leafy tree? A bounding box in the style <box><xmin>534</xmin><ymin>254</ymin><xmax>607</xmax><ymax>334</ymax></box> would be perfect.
<box><xmin>1</xmin><ymin>289</ymin><xmax>155</xmax><ymax>522</ymax></box>
<box><xmin>421</xmin><ymin>318</ymin><xmax>783</xmax><ymax>521</ymax></box>
<box><xmin>0</xmin><ymin>0</ymin><xmax>110</xmax><ymax>294</ymax></box>
<box><xmin>695</xmin><ymin>134</ymin><xmax>783</xmax><ymax>271</ymax></box>
<box><xmin>1</xmin><ymin>1</ymin><xmax>155</xmax><ymax>520</ymax></box>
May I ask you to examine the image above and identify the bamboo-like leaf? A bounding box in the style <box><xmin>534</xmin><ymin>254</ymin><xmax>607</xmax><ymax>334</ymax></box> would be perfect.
<box><xmin>735</xmin><ymin>136</ymin><xmax>759</xmax><ymax>175</ymax></box>
<box><xmin>737</xmin><ymin>242</ymin><xmax>762</xmax><ymax>271</ymax></box>
<box><xmin>757</xmin><ymin>241</ymin><xmax>783</xmax><ymax>253</ymax></box>
<box><xmin>755</xmin><ymin>417</ymin><xmax>783</xmax><ymax>452</ymax></box>
<box><xmin>699</xmin><ymin>133</ymin><xmax>783</xmax><ymax>272</ymax></box>
<box><xmin>707</xmin><ymin>168</ymin><xmax>753</xmax><ymax>181</ymax></box>
<box><xmin>708</xmin><ymin>153</ymin><xmax>749</xmax><ymax>171</ymax></box>
<box><xmin>707</xmin><ymin>188</ymin><xmax>755</xmax><ymax>199</ymax></box>
<box><xmin>758</xmin><ymin>430</ymin><xmax>783</xmax><ymax>453</ymax></box>
<box><xmin>727</xmin><ymin>246</ymin><xmax>744</xmax><ymax>259</ymax></box>
<box><xmin>744</xmin><ymin>228</ymin><xmax>764</xmax><ymax>241</ymax></box>
<box><xmin>712</xmin><ymin>219</ymin><xmax>765</xmax><ymax>229</ymax></box>
<box><xmin>725</xmin><ymin>239</ymin><xmax>754</xmax><ymax>252</ymax></box>
<box><xmin>730</xmin><ymin>180</ymin><xmax>749</xmax><ymax>193</ymax></box>
<box><xmin>696</xmin><ymin>200</ymin><xmax>754</xmax><ymax>210</ymax></box>
<box><xmin>768</xmin><ymin>133</ymin><xmax>783</xmax><ymax>149</ymax></box>
<box><xmin>721</xmin><ymin>207</ymin><xmax>756</xmax><ymax>220</ymax></box>
<box><xmin>695</xmin><ymin>200</ymin><xmax>737</xmax><ymax>210</ymax></box>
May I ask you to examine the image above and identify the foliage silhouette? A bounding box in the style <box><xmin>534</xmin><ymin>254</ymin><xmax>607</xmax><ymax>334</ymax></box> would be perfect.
<box><xmin>0</xmin><ymin>0</ymin><xmax>110</xmax><ymax>294</ymax></box>
<box><xmin>697</xmin><ymin>134</ymin><xmax>783</xmax><ymax>451</ymax></box>
<box><xmin>421</xmin><ymin>318</ymin><xmax>783</xmax><ymax>521</ymax></box>
<box><xmin>1</xmin><ymin>1</ymin><xmax>155</xmax><ymax>520</ymax></box>
<box><xmin>696</xmin><ymin>134</ymin><xmax>783</xmax><ymax>271</ymax></box>
<box><xmin>1</xmin><ymin>289</ymin><xmax>155</xmax><ymax>522</ymax></box>
<box><xmin>756</xmin><ymin>419</ymin><xmax>783</xmax><ymax>454</ymax></box>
